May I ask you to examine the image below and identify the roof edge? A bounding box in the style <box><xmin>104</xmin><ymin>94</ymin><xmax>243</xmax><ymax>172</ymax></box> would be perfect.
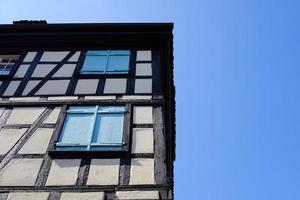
<box><xmin>0</xmin><ymin>22</ymin><xmax>174</xmax><ymax>33</ymax></box>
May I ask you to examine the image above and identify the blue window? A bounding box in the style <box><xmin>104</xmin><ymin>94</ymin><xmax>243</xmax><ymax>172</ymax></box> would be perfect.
<box><xmin>80</xmin><ymin>50</ymin><xmax>130</xmax><ymax>74</ymax></box>
<box><xmin>56</xmin><ymin>106</ymin><xmax>126</xmax><ymax>151</ymax></box>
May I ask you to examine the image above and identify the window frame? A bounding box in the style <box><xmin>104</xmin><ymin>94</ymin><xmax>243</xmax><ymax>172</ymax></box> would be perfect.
<box><xmin>75</xmin><ymin>50</ymin><xmax>135</xmax><ymax>78</ymax></box>
<box><xmin>48</xmin><ymin>104</ymin><xmax>131</xmax><ymax>158</ymax></box>
<box><xmin>0</xmin><ymin>53</ymin><xmax>22</xmax><ymax>79</ymax></box>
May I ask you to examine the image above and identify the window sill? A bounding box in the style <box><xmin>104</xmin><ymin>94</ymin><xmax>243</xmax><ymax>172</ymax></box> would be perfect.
<box><xmin>75</xmin><ymin>72</ymin><xmax>133</xmax><ymax>79</ymax></box>
<box><xmin>48</xmin><ymin>149</ymin><xmax>128</xmax><ymax>159</ymax></box>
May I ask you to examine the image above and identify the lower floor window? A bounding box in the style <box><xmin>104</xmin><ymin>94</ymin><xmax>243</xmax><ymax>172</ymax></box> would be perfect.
<box><xmin>56</xmin><ymin>106</ymin><xmax>126</xmax><ymax>151</ymax></box>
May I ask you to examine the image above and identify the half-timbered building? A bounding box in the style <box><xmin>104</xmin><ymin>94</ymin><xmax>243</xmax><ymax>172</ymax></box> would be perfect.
<box><xmin>0</xmin><ymin>21</ymin><xmax>175</xmax><ymax>200</ymax></box>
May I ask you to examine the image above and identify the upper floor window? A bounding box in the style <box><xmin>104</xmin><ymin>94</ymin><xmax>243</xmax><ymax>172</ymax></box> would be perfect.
<box><xmin>55</xmin><ymin>106</ymin><xmax>127</xmax><ymax>152</ymax></box>
<box><xmin>80</xmin><ymin>50</ymin><xmax>130</xmax><ymax>74</ymax></box>
<box><xmin>0</xmin><ymin>54</ymin><xmax>20</xmax><ymax>76</ymax></box>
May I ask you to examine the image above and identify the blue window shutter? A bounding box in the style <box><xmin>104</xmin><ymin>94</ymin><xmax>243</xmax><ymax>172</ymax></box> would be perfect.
<box><xmin>81</xmin><ymin>51</ymin><xmax>107</xmax><ymax>73</ymax></box>
<box><xmin>92</xmin><ymin>113</ymin><xmax>124</xmax><ymax>145</ymax></box>
<box><xmin>110</xmin><ymin>50</ymin><xmax>131</xmax><ymax>55</ymax></box>
<box><xmin>58</xmin><ymin>113</ymin><xmax>94</xmax><ymax>147</ymax></box>
<box><xmin>80</xmin><ymin>50</ymin><xmax>130</xmax><ymax>74</ymax></box>
<box><xmin>57</xmin><ymin>105</ymin><xmax>125</xmax><ymax>151</ymax></box>
<box><xmin>68</xmin><ymin>106</ymin><xmax>97</xmax><ymax>113</ymax></box>
<box><xmin>107</xmin><ymin>55</ymin><xmax>130</xmax><ymax>73</ymax></box>
<box><xmin>97</xmin><ymin>106</ymin><xmax>125</xmax><ymax>113</ymax></box>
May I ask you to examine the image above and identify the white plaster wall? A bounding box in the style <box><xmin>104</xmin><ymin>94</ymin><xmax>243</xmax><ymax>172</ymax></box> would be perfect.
<box><xmin>87</xmin><ymin>159</ymin><xmax>120</xmax><ymax>185</ymax></box>
<box><xmin>136</xmin><ymin>51</ymin><xmax>152</xmax><ymax>61</ymax></box>
<box><xmin>35</xmin><ymin>80</ymin><xmax>70</xmax><ymax>95</ymax></box>
<box><xmin>133</xmin><ymin>106</ymin><xmax>153</xmax><ymax>124</ymax></box>
<box><xmin>116</xmin><ymin>191</ymin><xmax>159</xmax><ymax>199</ymax></box>
<box><xmin>18</xmin><ymin>128</ymin><xmax>53</xmax><ymax>154</ymax></box>
<box><xmin>6</xmin><ymin>107</ymin><xmax>46</xmax><ymax>124</ymax></box>
<box><xmin>53</xmin><ymin>64</ymin><xmax>76</xmax><ymax>77</ymax></box>
<box><xmin>103</xmin><ymin>79</ymin><xmax>127</xmax><ymax>94</ymax></box>
<box><xmin>136</xmin><ymin>63</ymin><xmax>152</xmax><ymax>76</ymax></box>
<box><xmin>46</xmin><ymin>159</ymin><xmax>81</xmax><ymax>186</ymax></box>
<box><xmin>7</xmin><ymin>192</ymin><xmax>49</xmax><ymax>200</ymax></box>
<box><xmin>43</xmin><ymin>107</ymin><xmax>61</xmax><ymax>124</ymax></box>
<box><xmin>60</xmin><ymin>192</ymin><xmax>105</xmax><ymax>200</ymax></box>
<box><xmin>23</xmin><ymin>52</ymin><xmax>37</xmax><ymax>62</ymax></box>
<box><xmin>40</xmin><ymin>51</ymin><xmax>69</xmax><ymax>62</ymax></box>
<box><xmin>131</xmin><ymin>128</ymin><xmax>154</xmax><ymax>154</ymax></box>
<box><xmin>129</xmin><ymin>158</ymin><xmax>155</xmax><ymax>185</ymax></box>
<box><xmin>135</xmin><ymin>79</ymin><xmax>152</xmax><ymax>93</ymax></box>
<box><xmin>67</xmin><ymin>51</ymin><xmax>81</xmax><ymax>62</ymax></box>
<box><xmin>0</xmin><ymin>159</ymin><xmax>43</xmax><ymax>186</ymax></box>
<box><xmin>3</xmin><ymin>81</ymin><xmax>21</xmax><ymax>96</ymax></box>
<box><xmin>0</xmin><ymin>128</ymin><xmax>27</xmax><ymax>155</ymax></box>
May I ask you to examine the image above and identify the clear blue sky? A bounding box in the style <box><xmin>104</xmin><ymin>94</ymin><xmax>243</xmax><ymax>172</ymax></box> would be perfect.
<box><xmin>1</xmin><ymin>0</ymin><xmax>300</xmax><ymax>199</ymax></box>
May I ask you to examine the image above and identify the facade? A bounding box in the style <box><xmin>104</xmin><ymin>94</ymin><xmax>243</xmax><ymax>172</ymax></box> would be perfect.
<box><xmin>0</xmin><ymin>22</ymin><xmax>175</xmax><ymax>200</ymax></box>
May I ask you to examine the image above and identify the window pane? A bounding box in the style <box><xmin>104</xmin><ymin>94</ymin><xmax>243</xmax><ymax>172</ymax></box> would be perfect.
<box><xmin>0</xmin><ymin>68</ymin><xmax>11</xmax><ymax>75</ymax></box>
<box><xmin>58</xmin><ymin>113</ymin><xmax>94</xmax><ymax>147</ymax></box>
<box><xmin>92</xmin><ymin>113</ymin><xmax>124</xmax><ymax>145</ymax></box>
<box><xmin>81</xmin><ymin>55</ymin><xmax>106</xmax><ymax>73</ymax></box>
<box><xmin>107</xmin><ymin>55</ymin><xmax>129</xmax><ymax>72</ymax></box>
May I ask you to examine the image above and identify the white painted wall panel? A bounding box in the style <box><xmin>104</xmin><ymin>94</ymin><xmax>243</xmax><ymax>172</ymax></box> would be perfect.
<box><xmin>74</xmin><ymin>79</ymin><xmax>99</xmax><ymax>94</ymax></box>
<box><xmin>3</xmin><ymin>81</ymin><xmax>21</xmax><ymax>96</ymax></box>
<box><xmin>6</xmin><ymin>107</ymin><xmax>46</xmax><ymax>124</ymax></box>
<box><xmin>14</xmin><ymin>64</ymin><xmax>30</xmax><ymax>78</ymax></box>
<box><xmin>136</xmin><ymin>50</ymin><xmax>152</xmax><ymax>61</ymax></box>
<box><xmin>60</xmin><ymin>192</ymin><xmax>105</xmax><ymax>200</ymax></box>
<box><xmin>133</xmin><ymin>106</ymin><xmax>153</xmax><ymax>124</ymax></box>
<box><xmin>67</xmin><ymin>51</ymin><xmax>81</xmax><ymax>62</ymax></box>
<box><xmin>43</xmin><ymin>107</ymin><xmax>61</xmax><ymax>124</ymax></box>
<box><xmin>7</xmin><ymin>192</ymin><xmax>49</xmax><ymax>200</ymax></box>
<box><xmin>103</xmin><ymin>79</ymin><xmax>127</xmax><ymax>94</ymax></box>
<box><xmin>35</xmin><ymin>80</ymin><xmax>70</xmax><ymax>95</ymax></box>
<box><xmin>52</xmin><ymin>64</ymin><xmax>76</xmax><ymax>77</ymax></box>
<box><xmin>22</xmin><ymin>80</ymin><xmax>41</xmax><ymax>95</ymax></box>
<box><xmin>32</xmin><ymin>64</ymin><xmax>56</xmax><ymax>77</ymax></box>
<box><xmin>40</xmin><ymin>51</ymin><xmax>69</xmax><ymax>62</ymax></box>
<box><xmin>0</xmin><ymin>128</ymin><xmax>28</xmax><ymax>155</ymax></box>
<box><xmin>116</xmin><ymin>191</ymin><xmax>159</xmax><ymax>199</ymax></box>
<box><xmin>131</xmin><ymin>128</ymin><xmax>154</xmax><ymax>153</ymax></box>
<box><xmin>0</xmin><ymin>159</ymin><xmax>43</xmax><ymax>186</ymax></box>
<box><xmin>0</xmin><ymin>108</ymin><xmax>4</xmax><ymax>117</ymax></box>
<box><xmin>136</xmin><ymin>63</ymin><xmax>152</xmax><ymax>76</ymax></box>
<box><xmin>23</xmin><ymin>52</ymin><xmax>37</xmax><ymax>62</ymax></box>
<box><xmin>18</xmin><ymin>128</ymin><xmax>53</xmax><ymax>154</ymax></box>
<box><xmin>129</xmin><ymin>158</ymin><xmax>155</xmax><ymax>185</ymax></box>
<box><xmin>87</xmin><ymin>159</ymin><xmax>120</xmax><ymax>185</ymax></box>
<box><xmin>46</xmin><ymin>159</ymin><xmax>81</xmax><ymax>186</ymax></box>
<box><xmin>135</xmin><ymin>79</ymin><xmax>152</xmax><ymax>93</ymax></box>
